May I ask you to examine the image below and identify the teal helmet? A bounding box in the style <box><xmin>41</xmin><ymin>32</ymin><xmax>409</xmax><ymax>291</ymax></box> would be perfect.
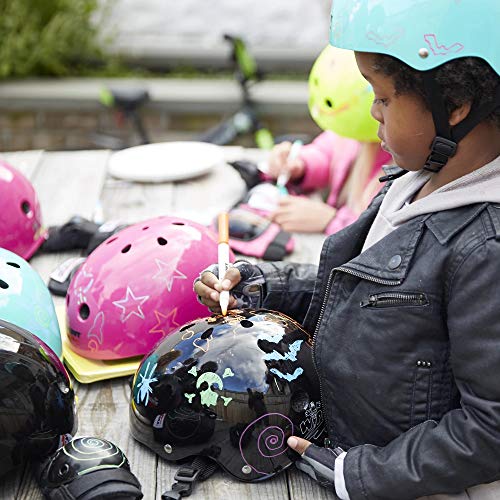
<box><xmin>329</xmin><ymin>0</ymin><xmax>500</xmax><ymax>74</ymax></box>
<box><xmin>0</xmin><ymin>248</ymin><xmax>62</xmax><ymax>357</ymax></box>
<box><xmin>329</xmin><ymin>0</ymin><xmax>500</xmax><ymax>175</ymax></box>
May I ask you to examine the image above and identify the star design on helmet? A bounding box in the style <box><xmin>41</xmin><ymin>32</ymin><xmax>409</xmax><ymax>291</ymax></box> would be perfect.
<box><xmin>112</xmin><ymin>287</ymin><xmax>149</xmax><ymax>322</ymax></box>
<box><xmin>152</xmin><ymin>259</ymin><xmax>187</xmax><ymax>292</ymax></box>
<box><xmin>149</xmin><ymin>309</ymin><xmax>180</xmax><ymax>336</ymax></box>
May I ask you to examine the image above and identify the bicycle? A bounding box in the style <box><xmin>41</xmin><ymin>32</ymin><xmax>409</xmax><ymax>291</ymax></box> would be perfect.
<box><xmin>90</xmin><ymin>87</ymin><xmax>151</xmax><ymax>150</ymax></box>
<box><xmin>91</xmin><ymin>34</ymin><xmax>309</xmax><ymax>150</ymax></box>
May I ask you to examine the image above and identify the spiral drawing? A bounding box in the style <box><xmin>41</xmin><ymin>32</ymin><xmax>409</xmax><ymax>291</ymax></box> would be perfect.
<box><xmin>239</xmin><ymin>413</ymin><xmax>293</xmax><ymax>475</ymax></box>
<box><xmin>64</xmin><ymin>437</ymin><xmax>125</xmax><ymax>471</ymax></box>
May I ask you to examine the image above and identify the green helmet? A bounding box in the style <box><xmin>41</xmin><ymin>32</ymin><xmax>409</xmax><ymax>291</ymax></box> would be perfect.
<box><xmin>329</xmin><ymin>0</ymin><xmax>500</xmax><ymax>175</ymax></box>
<box><xmin>308</xmin><ymin>45</ymin><xmax>380</xmax><ymax>142</ymax></box>
<box><xmin>0</xmin><ymin>248</ymin><xmax>62</xmax><ymax>357</ymax></box>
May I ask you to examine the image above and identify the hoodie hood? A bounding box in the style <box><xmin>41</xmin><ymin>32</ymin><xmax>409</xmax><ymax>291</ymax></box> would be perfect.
<box><xmin>362</xmin><ymin>155</ymin><xmax>500</xmax><ymax>252</ymax></box>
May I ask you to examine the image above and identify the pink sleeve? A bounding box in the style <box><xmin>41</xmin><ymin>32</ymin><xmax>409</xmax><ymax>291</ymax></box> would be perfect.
<box><xmin>324</xmin><ymin>206</ymin><xmax>359</xmax><ymax>235</ymax></box>
<box><xmin>294</xmin><ymin>131</ymin><xmax>338</xmax><ymax>192</ymax></box>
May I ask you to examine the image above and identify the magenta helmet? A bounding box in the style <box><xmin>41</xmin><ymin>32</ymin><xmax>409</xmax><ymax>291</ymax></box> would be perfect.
<box><xmin>0</xmin><ymin>160</ymin><xmax>46</xmax><ymax>259</ymax></box>
<box><xmin>66</xmin><ymin>216</ymin><xmax>234</xmax><ymax>360</ymax></box>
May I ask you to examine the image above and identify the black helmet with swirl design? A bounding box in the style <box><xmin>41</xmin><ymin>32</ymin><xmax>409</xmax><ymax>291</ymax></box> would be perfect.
<box><xmin>36</xmin><ymin>437</ymin><xmax>143</xmax><ymax>499</ymax></box>
<box><xmin>0</xmin><ymin>319</ymin><xmax>76</xmax><ymax>478</ymax></box>
<box><xmin>130</xmin><ymin>309</ymin><xmax>325</xmax><ymax>483</ymax></box>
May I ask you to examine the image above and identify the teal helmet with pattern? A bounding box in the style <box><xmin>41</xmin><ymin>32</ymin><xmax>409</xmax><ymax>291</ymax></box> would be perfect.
<box><xmin>329</xmin><ymin>0</ymin><xmax>500</xmax><ymax>174</ymax></box>
<box><xmin>0</xmin><ymin>248</ymin><xmax>62</xmax><ymax>357</ymax></box>
<box><xmin>329</xmin><ymin>0</ymin><xmax>499</xmax><ymax>73</ymax></box>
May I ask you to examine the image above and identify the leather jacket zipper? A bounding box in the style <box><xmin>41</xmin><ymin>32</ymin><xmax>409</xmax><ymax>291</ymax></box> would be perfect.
<box><xmin>312</xmin><ymin>266</ymin><xmax>401</xmax><ymax>444</ymax></box>
<box><xmin>312</xmin><ymin>268</ymin><xmax>336</xmax><ymax>442</ymax></box>
<box><xmin>360</xmin><ymin>292</ymin><xmax>428</xmax><ymax>308</ymax></box>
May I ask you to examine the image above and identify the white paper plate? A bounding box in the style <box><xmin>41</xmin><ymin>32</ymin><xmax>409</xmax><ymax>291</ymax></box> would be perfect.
<box><xmin>108</xmin><ymin>141</ymin><xmax>224</xmax><ymax>183</ymax></box>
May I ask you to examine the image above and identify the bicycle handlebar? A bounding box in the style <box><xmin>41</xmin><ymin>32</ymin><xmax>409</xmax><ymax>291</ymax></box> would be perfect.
<box><xmin>223</xmin><ymin>33</ymin><xmax>263</xmax><ymax>84</ymax></box>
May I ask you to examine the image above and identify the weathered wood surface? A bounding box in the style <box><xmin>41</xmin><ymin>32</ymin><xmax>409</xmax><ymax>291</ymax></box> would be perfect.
<box><xmin>1</xmin><ymin>148</ymin><xmax>335</xmax><ymax>500</ymax></box>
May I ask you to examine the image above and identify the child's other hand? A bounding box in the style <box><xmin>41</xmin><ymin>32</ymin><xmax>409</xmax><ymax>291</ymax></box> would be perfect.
<box><xmin>268</xmin><ymin>142</ymin><xmax>305</xmax><ymax>181</ymax></box>
<box><xmin>193</xmin><ymin>266</ymin><xmax>240</xmax><ymax>313</ymax></box>
<box><xmin>271</xmin><ymin>197</ymin><xmax>337</xmax><ymax>233</ymax></box>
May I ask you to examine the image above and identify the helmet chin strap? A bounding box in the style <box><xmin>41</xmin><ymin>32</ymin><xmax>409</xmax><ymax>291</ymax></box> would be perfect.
<box><xmin>423</xmin><ymin>70</ymin><xmax>500</xmax><ymax>174</ymax></box>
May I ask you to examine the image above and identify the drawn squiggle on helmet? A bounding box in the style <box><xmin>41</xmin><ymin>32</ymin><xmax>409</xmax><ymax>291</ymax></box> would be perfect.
<box><xmin>239</xmin><ymin>413</ymin><xmax>293</xmax><ymax>475</ymax></box>
<box><xmin>366</xmin><ymin>27</ymin><xmax>404</xmax><ymax>48</ymax></box>
<box><xmin>87</xmin><ymin>311</ymin><xmax>105</xmax><ymax>347</ymax></box>
<box><xmin>423</xmin><ymin>34</ymin><xmax>464</xmax><ymax>56</ymax></box>
<box><xmin>63</xmin><ymin>437</ymin><xmax>125</xmax><ymax>474</ymax></box>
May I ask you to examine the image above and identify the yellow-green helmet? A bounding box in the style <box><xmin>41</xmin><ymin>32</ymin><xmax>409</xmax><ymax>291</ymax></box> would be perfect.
<box><xmin>308</xmin><ymin>45</ymin><xmax>379</xmax><ymax>143</ymax></box>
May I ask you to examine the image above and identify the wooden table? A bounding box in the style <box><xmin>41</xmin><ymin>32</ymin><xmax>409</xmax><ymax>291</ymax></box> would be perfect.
<box><xmin>0</xmin><ymin>148</ymin><xmax>334</xmax><ymax>500</ymax></box>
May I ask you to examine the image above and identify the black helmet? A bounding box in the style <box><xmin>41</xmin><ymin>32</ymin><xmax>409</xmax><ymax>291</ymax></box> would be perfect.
<box><xmin>36</xmin><ymin>437</ymin><xmax>143</xmax><ymax>500</ymax></box>
<box><xmin>130</xmin><ymin>309</ymin><xmax>325</xmax><ymax>482</ymax></box>
<box><xmin>0</xmin><ymin>319</ymin><xmax>77</xmax><ymax>477</ymax></box>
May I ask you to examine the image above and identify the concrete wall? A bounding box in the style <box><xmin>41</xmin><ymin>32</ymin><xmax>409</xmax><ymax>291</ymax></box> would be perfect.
<box><xmin>102</xmin><ymin>0</ymin><xmax>330</xmax><ymax>70</ymax></box>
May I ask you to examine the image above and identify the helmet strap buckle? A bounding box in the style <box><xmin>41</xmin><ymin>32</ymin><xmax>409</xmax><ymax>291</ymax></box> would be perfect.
<box><xmin>161</xmin><ymin>469</ymin><xmax>198</xmax><ymax>500</ymax></box>
<box><xmin>423</xmin><ymin>136</ymin><xmax>457</xmax><ymax>173</ymax></box>
<box><xmin>161</xmin><ymin>457</ymin><xmax>217</xmax><ymax>500</ymax></box>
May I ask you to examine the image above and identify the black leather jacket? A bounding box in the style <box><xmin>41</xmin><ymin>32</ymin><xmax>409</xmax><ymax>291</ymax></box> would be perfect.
<box><xmin>257</xmin><ymin>187</ymin><xmax>500</xmax><ymax>499</ymax></box>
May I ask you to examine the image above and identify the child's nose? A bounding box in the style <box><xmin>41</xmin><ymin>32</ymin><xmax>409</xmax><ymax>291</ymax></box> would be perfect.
<box><xmin>370</xmin><ymin>102</ymin><xmax>384</xmax><ymax>124</ymax></box>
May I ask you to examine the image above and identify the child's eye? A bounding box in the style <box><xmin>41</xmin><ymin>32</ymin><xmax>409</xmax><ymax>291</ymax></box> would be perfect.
<box><xmin>373</xmin><ymin>97</ymin><xmax>388</xmax><ymax>106</ymax></box>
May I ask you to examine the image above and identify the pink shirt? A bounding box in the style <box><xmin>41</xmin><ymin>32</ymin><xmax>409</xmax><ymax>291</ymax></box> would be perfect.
<box><xmin>296</xmin><ymin>131</ymin><xmax>392</xmax><ymax>235</ymax></box>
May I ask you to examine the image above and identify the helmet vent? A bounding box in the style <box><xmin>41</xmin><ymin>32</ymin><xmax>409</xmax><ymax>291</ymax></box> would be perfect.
<box><xmin>79</xmin><ymin>304</ymin><xmax>90</xmax><ymax>320</ymax></box>
<box><xmin>21</xmin><ymin>201</ymin><xmax>32</xmax><ymax>215</ymax></box>
<box><xmin>201</xmin><ymin>328</ymin><xmax>214</xmax><ymax>339</ymax></box>
<box><xmin>172</xmin><ymin>222</ymin><xmax>185</xmax><ymax>226</ymax></box>
<box><xmin>106</xmin><ymin>237</ymin><xmax>118</xmax><ymax>245</ymax></box>
<box><xmin>180</xmin><ymin>323</ymin><xmax>195</xmax><ymax>332</ymax></box>
<box><xmin>325</xmin><ymin>98</ymin><xmax>333</xmax><ymax>108</ymax></box>
<box><xmin>6</xmin><ymin>262</ymin><xmax>20</xmax><ymax>268</ymax></box>
<box><xmin>121</xmin><ymin>244</ymin><xmax>131</xmax><ymax>253</ymax></box>
<box><xmin>66</xmin><ymin>294</ymin><xmax>70</xmax><ymax>306</ymax></box>
<box><xmin>240</xmin><ymin>320</ymin><xmax>253</xmax><ymax>328</ymax></box>
<box><xmin>157</xmin><ymin>237</ymin><xmax>168</xmax><ymax>246</ymax></box>
<box><xmin>142</xmin><ymin>226</ymin><xmax>149</xmax><ymax>230</ymax></box>
<box><xmin>0</xmin><ymin>280</ymin><xmax>9</xmax><ymax>289</ymax></box>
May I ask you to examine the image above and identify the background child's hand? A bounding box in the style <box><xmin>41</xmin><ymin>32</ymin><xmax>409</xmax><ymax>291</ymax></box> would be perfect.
<box><xmin>194</xmin><ymin>266</ymin><xmax>240</xmax><ymax>313</ymax></box>
<box><xmin>272</xmin><ymin>197</ymin><xmax>337</xmax><ymax>233</ymax></box>
<box><xmin>268</xmin><ymin>141</ymin><xmax>306</xmax><ymax>181</ymax></box>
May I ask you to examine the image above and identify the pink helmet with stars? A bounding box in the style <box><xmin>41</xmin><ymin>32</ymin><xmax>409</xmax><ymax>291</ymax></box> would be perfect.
<box><xmin>66</xmin><ymin>216</ymin><xmax>234</xmax><ymax>360</ymax></box>
<box><xmin>0</xmin><ymin>160</ymin><xmax>47</xmax><ymax>259</ymax></box>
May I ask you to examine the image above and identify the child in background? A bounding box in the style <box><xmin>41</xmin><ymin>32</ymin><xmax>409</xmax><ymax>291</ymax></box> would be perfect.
<box><xmin>195</xmin><ymin>0</ymin><xmax>500</xmax><ymax>498</ymax></box>
<box><xmin>267</xmin><ymin>46</ymin><xmax>392</xmax><ymax>234</ymax></box>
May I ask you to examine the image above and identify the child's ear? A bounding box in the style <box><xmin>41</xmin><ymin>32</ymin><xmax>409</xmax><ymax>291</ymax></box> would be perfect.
<box><xmin>449</xmin><ymin>102</ymin><xmax>472</xmax><ymax>126</ymax></box>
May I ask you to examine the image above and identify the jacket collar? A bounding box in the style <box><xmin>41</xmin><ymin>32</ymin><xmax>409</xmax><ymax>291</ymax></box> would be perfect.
<box><xmin>339</xmin><ymin>203</ymin><xmax>488</xmax><ymax>283</ymax></box>
<box><xmin>425</xmin><ymin>203</ymin><xmax>488</xmax><ymax>244</ymax></box>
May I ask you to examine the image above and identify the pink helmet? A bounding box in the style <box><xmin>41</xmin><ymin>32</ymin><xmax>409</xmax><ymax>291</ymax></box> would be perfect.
<box><xmin>0</xmin><ymin>160</ymin><xmax>46</xmax><ymax>259</ymax></box>
<box><xmin>66</xmin><ymin>216</ymin><xmax>234</xmax><ymax>360</ymax></box>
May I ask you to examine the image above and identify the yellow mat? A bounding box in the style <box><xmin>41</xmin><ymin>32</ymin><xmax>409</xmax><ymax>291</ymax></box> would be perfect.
<box><xmin>56</xmin><ymin>305</ymin><xmax>141</xmax><ymax>384</ymax></box>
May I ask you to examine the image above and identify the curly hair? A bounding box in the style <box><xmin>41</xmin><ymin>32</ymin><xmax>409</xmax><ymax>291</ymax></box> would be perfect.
<box><xmin>373</xmin><ymin>55</ymin><xmax>500</xmax><ymax>129</ymax></box>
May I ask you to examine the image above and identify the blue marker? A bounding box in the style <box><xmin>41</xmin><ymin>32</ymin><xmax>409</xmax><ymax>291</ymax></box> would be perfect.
<box><xmin>276</xmin><ymin>140</ymin><xmax>303</xmax><ymax>195</ymax></box>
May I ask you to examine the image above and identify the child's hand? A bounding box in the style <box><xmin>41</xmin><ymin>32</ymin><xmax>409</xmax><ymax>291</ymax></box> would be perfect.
<box><xmin>272</xmin><ymin>197</ymin><xmax>337</xmax><ymax>233</ymax></box>
<box><xmin>194</xmin><ymin>261</ymin><xmax>267</xmax><ymax>313</ymax></box>
<box><xmin>268</xmin><ymin>142</ymin><xmax>306</xmax><ymax>181</ymax></box>
<box><xmin>288</xmin><ymin>436</ymin><xmax>343</xmax><ymax>490</ymax></box>
<box><xmin>193</xmin><ymin>266</ymin><xmax>240</xmax><ymax>313</ymax></box>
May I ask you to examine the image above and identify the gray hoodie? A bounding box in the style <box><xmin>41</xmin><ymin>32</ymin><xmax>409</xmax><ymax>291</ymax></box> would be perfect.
<box><xmin>362</xmin><ymin>155</ymin><xmax>500</xmax><ymax>252</ymax></box>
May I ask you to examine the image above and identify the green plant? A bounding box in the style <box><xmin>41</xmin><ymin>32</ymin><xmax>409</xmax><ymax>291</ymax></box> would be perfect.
<box><xmin>0</xmin><ymin>0</ymin><xmax>107</xmax><ymax>78</ymax></box>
